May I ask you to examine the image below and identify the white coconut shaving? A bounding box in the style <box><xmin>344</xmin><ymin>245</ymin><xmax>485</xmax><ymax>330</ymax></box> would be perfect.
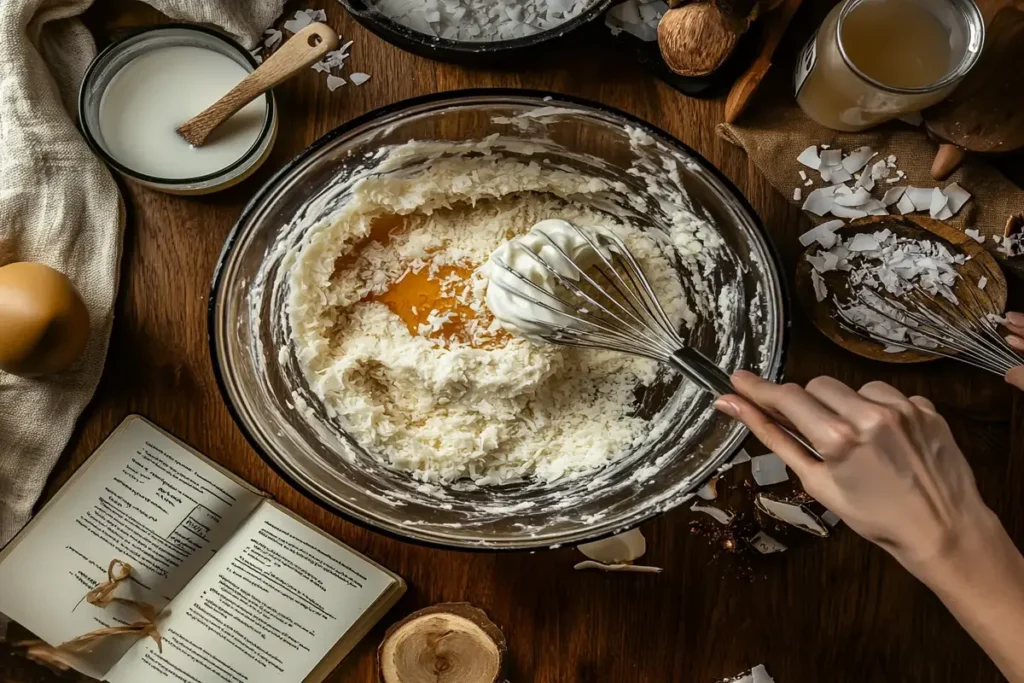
<box><xmin>371</xmin><ymin>0</ymin><xmax>598</xmax><ymax>41</ymax></box>
<box><xmin>696</xmin><ymin>477</ymin><xmax>719</xmax><ymax>500</ymax></box>
<box><xmin>605</xmin><ymin>0</ymin><xmax>668</xmax><ymax>41</ymax></box>
<box><xmin>723</xmin><ymin>664</ymin><xmax>776</xmax><ymax>683</ymax></box>
<box><xmin>282</xmin><ymin>135</ymin><xmax>740</xmax><ymax>486</ymax></box>
<box><xmin>796</xmin><ymin>145</ymin><xmax>972</xmax><ymax>227</ymax></box>
<box><xmin>748</xmin><ymin>531</ymin><xmax>787</xmax><ymax>554</ymax></box>
<box><xmin>326</xmin><ymin>74</ymin><xmax>346</xmax><ymax>91</ymax></box>
<box><xmin>806</xmin><ymin>228</ymin><xmax>966</xmax><ymax>349</ymax></box>
<box><xmin>751</xmin><ymin>452</ymin><xmax>789</xmax><ymax>486</ymax></box>
<box><xmin>821</xmin><ymin>509</ymin><xmax>841</xmax><ymax>527</ymax></box>
<box><xmin>283</xmin><ymin>8</ymin><xmax>316</xmax><ymax>33</ymax></box>
<box><xmin>691</xmin><ymin>501</ymin><xmax>734</xmax><ymax>525</ymax></box>
<box><xmin>756</xmin><ymin>494</ymin><xmax>829</xmax><ymax>537</ymax></box>
<box><xmin>350</xmin><ymin>71</ymin><xmax>371</xmax><ymax>85</ymax></box>
<box><xmin>574</xmin><ymin>560</ymin><xmax>663</xmax><ymax>573</ymax></box>
<box><xmin>578</xmin><ymin>528</ymin><xmax>646</xmax><ymax>563</ymax></box>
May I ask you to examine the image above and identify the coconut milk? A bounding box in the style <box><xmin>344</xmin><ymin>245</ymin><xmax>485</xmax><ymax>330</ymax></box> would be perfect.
<box><xmin>794</xmin><ymin>0</ymin><xmax>980</xmax><ymax>132</ymax></box>
<box><xmin>98</xmin><ymin>45</ymin><xmax>267</xmax><ymax>179</ymax></box>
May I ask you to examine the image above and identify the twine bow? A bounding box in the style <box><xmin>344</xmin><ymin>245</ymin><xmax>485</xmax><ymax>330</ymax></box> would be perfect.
<box><xmin>15</xmin><ymin>558</ymin><xmax>162</xmax><ymax>672</ymax></box>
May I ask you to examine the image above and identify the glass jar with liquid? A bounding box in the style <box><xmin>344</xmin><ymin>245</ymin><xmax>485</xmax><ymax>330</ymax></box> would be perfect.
<box><xmin>794</xmin><ymin>0</ymin><xmax>984</xmax><ymax>132</ymax></box>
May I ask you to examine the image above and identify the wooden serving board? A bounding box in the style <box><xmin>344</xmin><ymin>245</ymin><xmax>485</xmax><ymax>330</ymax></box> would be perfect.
<box><xmin>795</xmin><ymin>215</ymin><xmax>1007</xmax><ymax>363</ymax></box>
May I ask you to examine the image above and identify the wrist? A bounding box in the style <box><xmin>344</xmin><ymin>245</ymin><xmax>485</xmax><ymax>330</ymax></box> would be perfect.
<box><xmin>905</xmin><ymin>502</ymin><xmax>1013</xmax><ymax>592</ymax></box>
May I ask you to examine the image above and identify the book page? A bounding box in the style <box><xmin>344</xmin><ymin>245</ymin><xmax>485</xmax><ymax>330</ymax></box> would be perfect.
<box><xmin>0</xmin><ymin>416</ymin><xmax>262</xmax><ymax>679</ymax></box>
<box><xmin>108</xmin><ymin>503</ymin><xmax>397</xmax><ymax>683</ymax></box>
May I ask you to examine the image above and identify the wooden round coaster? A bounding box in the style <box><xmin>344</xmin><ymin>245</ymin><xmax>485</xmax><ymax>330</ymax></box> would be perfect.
<box><xmin>794</xmin><ymin>215</ymin><xmax>1008</xmax><ymax>364</ymax></box>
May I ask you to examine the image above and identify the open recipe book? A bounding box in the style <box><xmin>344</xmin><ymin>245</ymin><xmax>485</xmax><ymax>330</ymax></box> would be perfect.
<box><xmin>0</xmin><ymin>415</ymin><xmax>405</xmax><ymax>683</ymax></box>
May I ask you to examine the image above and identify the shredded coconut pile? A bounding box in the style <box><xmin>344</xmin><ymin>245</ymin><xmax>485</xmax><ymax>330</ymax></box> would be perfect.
<box><xmin>285</xmin><ymin>148</ymin><xmax>709</xmax><ymax>486</ymax></box>
<box><xmin>367</xmin><ymin>0</ymin><xmax>597</xmax><ymax>41</ymax></box>
<box><xmin>605</xmin><ymin>0</ymin><xmax>668</xmax><ymax>41</ymax></box>
<box><xmin>806</xmin><ymin>228</ymin><xmax>966</xmax><ymax>351</ymax></box>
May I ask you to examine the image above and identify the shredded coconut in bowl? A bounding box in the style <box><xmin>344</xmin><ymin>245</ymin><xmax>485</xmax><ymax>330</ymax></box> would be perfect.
<box><xmin>246</xmin><ymin>103</ymin><xmax>784</xmax><ymax>543</ymax></box>
<box><xmin>367</xmin><ymin>0</ymin><xmax>600</xmax><ymax>42</ymax></box>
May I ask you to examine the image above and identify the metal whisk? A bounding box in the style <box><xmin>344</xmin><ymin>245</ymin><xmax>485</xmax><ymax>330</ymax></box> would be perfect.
<box><xmin>835</xmin><ymin>282</ymin><xmax>1024</xmax><ymax>376</ymax></box>
<box><xmin>489</xmin><ymin>222</ymin><xmax>822</xmax><ymax>456</ymax></box>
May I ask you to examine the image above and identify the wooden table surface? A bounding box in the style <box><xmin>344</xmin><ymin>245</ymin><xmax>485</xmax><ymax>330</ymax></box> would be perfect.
<box><xmin>5</xmin><ymin>2</ymin><xmax>1024</xmax><ymax>682</ymax></box>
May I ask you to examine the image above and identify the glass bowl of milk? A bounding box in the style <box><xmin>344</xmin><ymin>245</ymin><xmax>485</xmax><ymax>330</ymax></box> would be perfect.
<box><xmin>79</xmin><ymin>25</ymin><xmax>278</xmax><ymax>195</ymax></box>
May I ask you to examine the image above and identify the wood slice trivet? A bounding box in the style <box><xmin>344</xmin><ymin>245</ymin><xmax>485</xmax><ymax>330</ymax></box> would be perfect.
<box><xmin>795</xmin><ymin>215</ymin><xmax>1007</xmax><ymax>363</ymax></box>
<box><xmin>377</xmin><ymin>602</ymin><xmax>506</xmax><ymax>683</ymax></box>
<box><xmin>924</xmin><ymin>3</ymin><xmax>1024</xmax><ymax>179</ymax></box>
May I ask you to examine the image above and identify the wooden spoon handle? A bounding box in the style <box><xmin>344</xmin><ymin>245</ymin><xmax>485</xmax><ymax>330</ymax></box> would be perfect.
<box><xmin>931</xmin><ymin>143</ymin><xmax>967</xmax><ymax>180</ymax></box>
<box><xmin>177</xmin><ymin>22</ymin><xmax>339</xmax><ymax>146</ymax></box>
<box><xmin>724</xmin><ymin>0</ymin><xmax>803</xmax><ymax>124</ymax></box>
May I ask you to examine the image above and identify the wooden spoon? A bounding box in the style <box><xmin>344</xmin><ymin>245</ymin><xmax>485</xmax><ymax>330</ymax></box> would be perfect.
<box><xmin>724</xmin><ymin>0</ymin><xmax>803</xmax><ymax>124</ymax></box>
<box><xmin>924</xmin><ymin>3</ymin><xmax>1024</xmax><ymax>179</ymax></box>
<box><xmin>177</xmin><ymin>22</ymin><xmax>339</xmax><ymax>147</ymax></box>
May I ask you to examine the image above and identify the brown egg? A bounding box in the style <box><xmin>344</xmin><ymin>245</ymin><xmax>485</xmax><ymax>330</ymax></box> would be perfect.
<box><xmin>0</xmin><ymin>262</ymin><xmax>90</xmax><ymax>377</ymax></box>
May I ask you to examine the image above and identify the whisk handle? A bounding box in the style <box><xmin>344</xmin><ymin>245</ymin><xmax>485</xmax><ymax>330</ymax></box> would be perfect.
<box><xmin>669</xmin><ymin>348</ymin><xmax>825</xmax><ymax>461</ymax></box>
<box><xmin>668</xmin><ymin>348</ymin><xmax>735</xmax><ymax>397</ymax></box>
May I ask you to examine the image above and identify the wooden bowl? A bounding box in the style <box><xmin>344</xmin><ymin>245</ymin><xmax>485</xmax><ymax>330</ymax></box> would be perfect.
<box><xmin>795</xmin><ymin>215</ymin><xmax>1007</xmax><ymax>363</ymax></box>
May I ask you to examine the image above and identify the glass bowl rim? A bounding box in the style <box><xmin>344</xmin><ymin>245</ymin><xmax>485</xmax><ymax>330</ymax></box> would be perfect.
<box><xmin>208</xmin><ymin>87</ymin><xmax>793</xmax><ymax>552</ymax></box>
<box><xmin>77</xmin><ymin>23</ymin><xmax>277</xmax><ymax>187</ymax></box>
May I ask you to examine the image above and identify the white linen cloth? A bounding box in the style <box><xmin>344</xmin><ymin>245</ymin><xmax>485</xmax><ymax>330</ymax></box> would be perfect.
<box><xmin>0</xmin><ymin>0</ymin><xmax>284</xmax><ymax>550</ymax></box>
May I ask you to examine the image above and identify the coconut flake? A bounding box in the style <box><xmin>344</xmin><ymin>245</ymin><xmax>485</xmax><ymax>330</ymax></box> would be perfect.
<box><xmin>943</xmin><ymin>182</ymin><xmax>971</xmax><ymax>214</ymax></box>
<box><xmin>748</xmin><ymin>532</ymin><xmax>787</xmax><ymax>554</ymax></box>
<box><xmin>756</xmin><ymin>494</ymin><xmax>830</xmax><ymax>537</ymax></box>
<box><xmin>691</xmin><ymin>502</ymin><xmax>734</xmax><ymax>525</ymax></box>
<box><xmin>793</xmin><ymin>188</ymin><xmax>802</xmax><ymax>201</ymax></box>
<box><xmin>821</xmin><ymin>509</ymin><xmax>842</xmax><ymax>526</ymax></box>
<box><xmin>263</xmin><ymin>28</ymin><xmax>283</xmax><ymax>48</ymax></box>
<box><xmin>798</xmin><ymin>219</ymin><xmax>843</xmax><ymax>247</ymax></box>
<box><xmin>896</xmin><ymin>193</ymin><xmax>916</xmax><ymax>215</ymax></box>
<box><xmin>326</xmin><ymin>74</ymin><xmax>347</xmax><ymax>91</ymax></box>
<box><xmin>751</xmin><ymin>453</ymin><xmax>789</xmax><ymax>486</ymax></box>
<box><xmin>819</xmin><ymin>148</ymin><xmax>842</xmax><ymax>168</ymax></box>
<box><xmin>350</xmin><ymin>72</ymin><xmax>371</xmax><ymax>85</ymax></box>
<box><xmin>797</xmin><ymin>145</ymin><xmax>821</xmax><ymax>169</ymax></box>
<box><xmin>842</xmin><ymin>146</ymin><xmax>874</xmax><ymax>173</ymax></box>
<box><xmin>578</xmin><ymin>528</ymin><xmax>646</xmax><ymax>563</ymax></box>
<box><xmin>731</xmin><ymin>449</ymin><xmax>752</xmax><ymax>465</ymax></box>
<box><xmin>283</xmin><ymin>9</ymin><xmax>315</xmax><ymax>33</ymax></box>
<box><xmin>929</xmin><ymin>187</ymin><xmax>951</xmax><ymax>219</ymax></box>
<box><xmin>574</xmin><ymin>560</ymin><xmax>663</xmax><ymax>573</ymax></box>
<box><xmin>964</xmin><ymin>228</ymin><xmax>984</xmax><ymax>243</ymax></box>
<box><xmin>978</xmin><ymin>275</ymin><xmax>988</xmax><ymax>290</ymax></box>
<box><xmin>833</xmin><ymin>188</ymin><xmax>871</xmax><ymax>207</ymax></box>
<box><xmin>906</xmin><ymin>187</ymin><xmax>934</xmax><ymax>212</ymax></box>
<box><xmin>811</xmin><ymin>270</ymin><xmax>827</xmax><ymax>301</ymax></box>
<box><xmin>802</xmin><ymin>187</ymin><xmax>837</xmax><ymax>216</ymax></box>
<box><xmin>847</xmin><ymin>235</ymin><xmax>880</xmax><ymax>253</ymax></box>
<box><xmin>696</xmin><ymin>477</ymin><xmax>719</xmax><ymax>500</ymax></box>
<box><xmin>881</xmin><ymin>186</ymin><xmax>906</xmax><ymax>206</ymax></box>
<box><xmin>830</xmin><ymin>204</ymin><xmax>868</xmax><ymax>219</ymax></box>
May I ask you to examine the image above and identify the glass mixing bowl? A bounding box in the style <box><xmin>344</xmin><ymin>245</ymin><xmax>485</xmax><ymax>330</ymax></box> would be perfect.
<box><xmin>210</xmin><ymin>90</ymin><xmax>789</xmax><ymax>551</ymax></box>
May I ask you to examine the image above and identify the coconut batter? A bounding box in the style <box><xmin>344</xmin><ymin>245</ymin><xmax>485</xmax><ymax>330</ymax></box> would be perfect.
<box><xmin>285</xmin><ymin>148</ymin><xmax>714</xmax><ymax>486</ymax></box>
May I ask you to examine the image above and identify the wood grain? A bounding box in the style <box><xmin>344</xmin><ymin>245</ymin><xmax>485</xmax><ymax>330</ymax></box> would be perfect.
<box><xmin>3</xmin><ymin>2</ymin><xmax>1023</xmax><ymax>683</ymax></box>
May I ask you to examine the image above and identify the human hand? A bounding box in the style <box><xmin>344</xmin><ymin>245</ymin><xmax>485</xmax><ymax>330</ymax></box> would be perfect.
<box><xmin>714</xmin><ymin>371</ymin><xmax>995</xmax><ymax>577</ymax></box>
<box><xmin>1004</xmin><ymin>311</ymin><xmax>1024</xmax><ymax>390</ymax></box>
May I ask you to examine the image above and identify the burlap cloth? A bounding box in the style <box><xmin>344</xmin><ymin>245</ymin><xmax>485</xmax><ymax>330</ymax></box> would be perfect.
<box><xmin>717</xmin><ymin>78</ymin><xmax>1024</xmax><ymax>265</ymax></box>
<box><xmin>0</xmin><ymin>1</ymin><xmax>284</xmax><ymax>556</ymax></box>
